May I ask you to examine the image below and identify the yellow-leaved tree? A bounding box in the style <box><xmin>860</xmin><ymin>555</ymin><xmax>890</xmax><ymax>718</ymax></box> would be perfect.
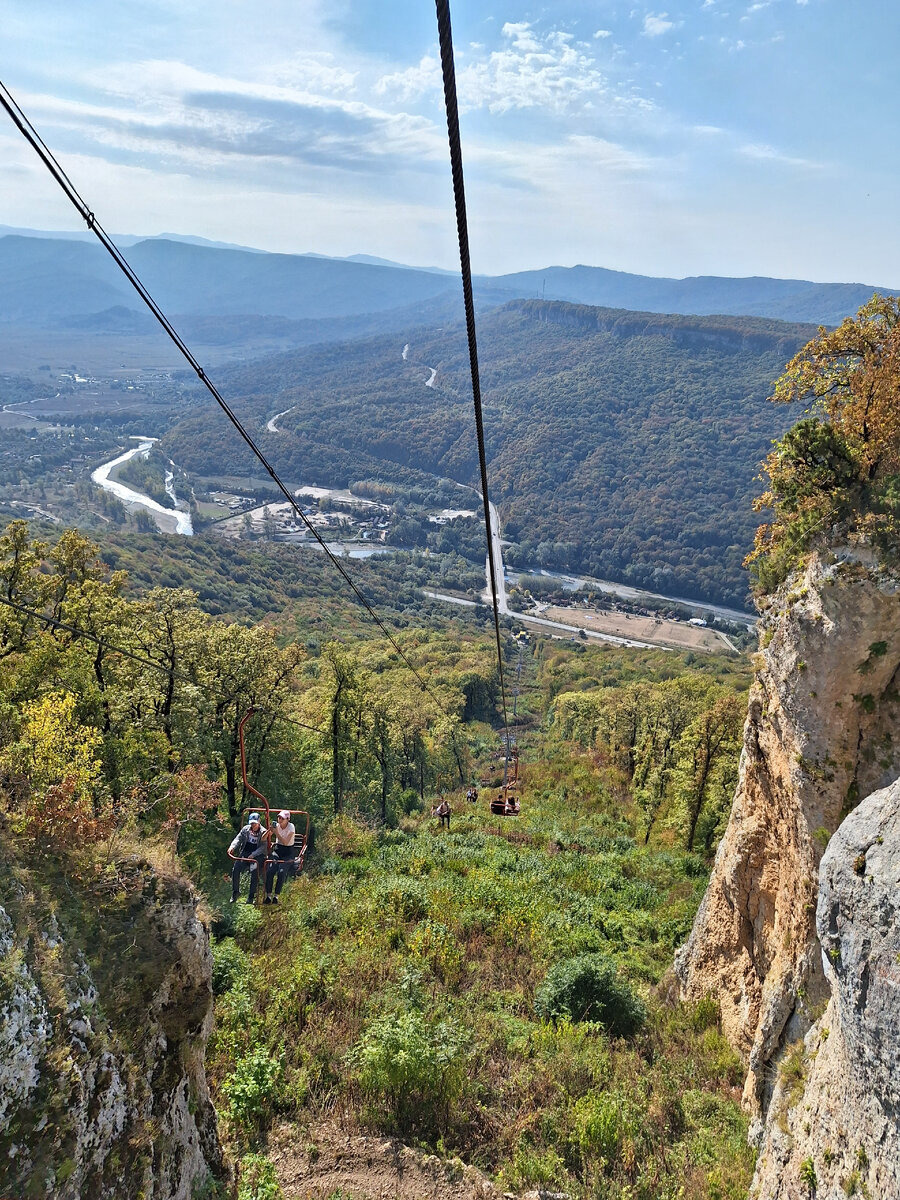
<box><xmin>747</xmin><ymin>294</ymin><xmax>900</xmax><ymax>593</ymax></box>
<box><xmin>1</xmin><ymin>691</ymin><xmax>108</xmax><ymax>851</ymax></box>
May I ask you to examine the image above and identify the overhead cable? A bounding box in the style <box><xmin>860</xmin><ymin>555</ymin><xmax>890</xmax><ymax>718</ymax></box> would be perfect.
<box><xmin>0</xmin><ymin>77</ymin><xmax>452</xmax><ymax>721</ymax></box>
<box><xmin>433</xmin><ymin>0</ymin><xmax>513</xmax><ymax>764</ymax></box>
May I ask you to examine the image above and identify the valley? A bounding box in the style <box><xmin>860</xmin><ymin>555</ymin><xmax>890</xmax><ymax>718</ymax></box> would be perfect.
<box><xmin>2</xmin><ymin>228</ymin><xmax>898</xmax><ymax>1200</ymax></box>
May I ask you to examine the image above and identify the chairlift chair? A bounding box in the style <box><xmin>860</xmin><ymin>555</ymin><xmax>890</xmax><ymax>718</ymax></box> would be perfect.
<box><xmin>227</xmin><ymin>708</ymin><xmax>311</xmax><ymax>901</ymax></box>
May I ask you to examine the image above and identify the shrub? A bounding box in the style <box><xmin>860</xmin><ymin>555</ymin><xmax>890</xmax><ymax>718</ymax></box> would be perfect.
<box><xmin>374</xmin><ymin>875</ymin><xmax>429</xmax><ymax>921</ymax></box>
<box><xmin>573</xmin><ymin>1089</ymin><xmax>628</xmax><ymax>1161</ymax></box>
<box><xmin>323</xmin><ymin>813</ymin><xmax>376</xmax><ymax>859</ymax></box>
<box><xmin>211</xmin><ymin>937</ymin><xmax>249</xmax><ymax>995</ymax></box>
<box><xmin>350</xmin><ymin>1008</ymin><xmax>465</xmax><ymax>1131</ymax></box>
<box><xmin>508</xmin><ymin>1145</ymin><xmax>568</xmax><ymax>1190</ymax></box>
<box><xmin>221</xmin><ymin>1047</ymin><xmax>283</xmax><ymax>1135</ymax></box>
<box><xmin>689</xmin><ymin>993</ymin><xmax>721</xmax><ymax>1032</ymax></box>
<box><xmin>799</xmin><ymin>1157</ymin><xmax>817</xmax><ymax>1191</ymax></box>
<box><xmin>233</xmin><ymin>902</ymin><xmax>263</xmax><ymax>941</ymax></box>
<box><xmin>535</xmin><ymin>954</ymin><xmax>646</xmax><ymax>1036</ymax></box>
<box><xmin>409</xmin><ymin>919</ymin><xmax>464</xmax><ymax>984</ymax></box>
<box><xmin>237</xmin><ymin>1153</ymin><xmax>283</xmax><ymax>1200</ymax></box>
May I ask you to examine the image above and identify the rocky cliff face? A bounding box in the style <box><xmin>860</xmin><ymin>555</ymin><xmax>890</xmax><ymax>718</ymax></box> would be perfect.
<box><xmin>749</xmin><ymin>778</ymin><xmax>900</xmax><ymax>1198</ymax></box>
<box><xmin>0</xmin><ymin>854</ymin><xmax>224</xmax><ymax>1199</ymax></box>
<box><xmin>675</xmin><ymin>548</ymin><xmax>900</xmax><ymax>1120</ymax></box>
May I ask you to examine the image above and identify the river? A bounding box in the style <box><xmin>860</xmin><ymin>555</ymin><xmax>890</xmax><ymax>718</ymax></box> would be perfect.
<box><xmin>91</xmin><ymin>438</ymin><xmax>193</xmax><ymax>535</ymax></box>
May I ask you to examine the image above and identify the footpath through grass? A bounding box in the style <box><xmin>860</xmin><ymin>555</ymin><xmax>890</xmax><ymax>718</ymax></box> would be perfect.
<box><xmin>208</xmin><ymin>742</ymin><xmax>754</xmax><ymax>1200</ymax></box>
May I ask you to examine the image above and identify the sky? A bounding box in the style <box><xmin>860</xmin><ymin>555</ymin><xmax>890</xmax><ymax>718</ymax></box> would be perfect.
<box><xmin>2</xmin><ymin>0</ymin><xmax>899</xmax><ymax>284</ymax></box>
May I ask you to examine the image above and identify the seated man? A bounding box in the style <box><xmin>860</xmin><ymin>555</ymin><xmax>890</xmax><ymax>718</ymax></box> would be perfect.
<box><xmin>265</xmin><ymin>809</ymin><xmax>296</xmax><ymax>905</ymax></box>
<box><xmin>228</xmin><ymin>812</ymin><xmax>268</xmax><ymax>904</ymax></box>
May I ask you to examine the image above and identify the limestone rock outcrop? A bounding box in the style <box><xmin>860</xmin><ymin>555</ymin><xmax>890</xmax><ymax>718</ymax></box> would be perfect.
<box><xmin>750</xmin><ymin>778</ymin><xmax>900</xmax><ymax>1199</ymax></box>
<box><xmin>675</xmin><ymin>550</ymin><xmax>900</xmax><ymax>1114</ymax></box>
<box><xmin>0</xmin><ymin>856</ymin><xmax>224</xmax><ymax>1199</ymax></box>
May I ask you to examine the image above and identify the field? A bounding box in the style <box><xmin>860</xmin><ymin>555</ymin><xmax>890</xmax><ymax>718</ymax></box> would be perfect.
<box><xmin>540</xmin><ymin>604</ymin><xmax>733</xmax><ymax>653</ymax></box>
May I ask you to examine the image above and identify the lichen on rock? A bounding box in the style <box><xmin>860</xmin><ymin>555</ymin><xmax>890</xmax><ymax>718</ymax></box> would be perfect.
<box><xmin>0</xmin><ymin>854</ymin><xmax>225</xmax><ymax>1199</ymax></box>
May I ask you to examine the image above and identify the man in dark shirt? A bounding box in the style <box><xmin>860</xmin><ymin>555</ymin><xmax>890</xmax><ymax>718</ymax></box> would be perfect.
<box><xmin>228</xmin><ymin>812</ymin><xmax>268</xmax><ymax>903</ymax></box>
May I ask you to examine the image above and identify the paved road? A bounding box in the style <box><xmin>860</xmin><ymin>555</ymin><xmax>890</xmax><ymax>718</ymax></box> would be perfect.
<box><xmin>266</xmin><ymin>405</ymin><xmax>296</xmax><ymax>433</ymax></box>
<box><xmin>485</xmin><ymin>500</ymin><xmax>510</xmax><ymax>614</ymax></box>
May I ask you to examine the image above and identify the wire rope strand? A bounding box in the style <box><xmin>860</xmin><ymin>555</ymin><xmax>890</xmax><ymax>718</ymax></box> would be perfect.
<box><xmin>433</xmin><ymin>0</ymin><xmax>512</xmax><ymax>764</ymax></box>
<box><xmin>0</xmin><ymin>592</ymin><xmax>326</xmax><ymax>737</ymax></box>
<box><xmin>0</xmin><ymin>77</ymin><xmax>451</xmax><ymax>720</ymax></box>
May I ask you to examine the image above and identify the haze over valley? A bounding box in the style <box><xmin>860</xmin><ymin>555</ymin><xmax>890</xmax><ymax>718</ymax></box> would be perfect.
<box><xmin>2</xmin><ymin>227</ymin><xmax>887</xmax><ymax>629</ymax></box>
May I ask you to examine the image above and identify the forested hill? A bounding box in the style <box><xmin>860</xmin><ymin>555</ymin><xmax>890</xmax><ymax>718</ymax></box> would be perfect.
<box><xmin>494</xmin><ymin>264</ymin><xmax>890</xmax><ymax>326</ymax></box>
<box><xmin>513</xmin><ymin>299</ymin><xmax>809</xmax><ymax>355</ymax></box>
<box><xmin>162</xmin><ymin>300</ymin><xmax>816</xmax><ymax>608</ymax></box>
<box><xmin>1</xmin><ymin>231</ymin><xmax>892</xmax><ymax>329</ymax></box>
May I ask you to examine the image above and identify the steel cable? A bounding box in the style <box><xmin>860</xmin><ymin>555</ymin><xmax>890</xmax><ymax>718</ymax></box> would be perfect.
<box><xmin>434</xmin><ymin>0</ymin><xmax>513</xmax><ymax>767</ymax></box>
<box><xmin>0</xmin><ymin>77</ymin><xmax>452</xmax><ymax>720</ymax></box>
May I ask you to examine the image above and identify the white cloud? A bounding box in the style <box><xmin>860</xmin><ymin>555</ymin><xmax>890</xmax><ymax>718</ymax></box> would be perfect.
<box><xmin>738</xmin><ymin>142</ymin><xmax>823</xmax><ymax>170</ymax></box>
<box><xmin>377</xmin><ymin>21</ymin><xmax>633</xmax><ymax>118</ymax></box>
<box><xmin>500</xmin><ymin>22</ymin><xmax>543</xmax><ymax>53</ymax></box>
<box><xmin>643</xmin><ymin>13</ymin><xmax>676</xmax><ymax>37</ymax></box>
<box><xmin>375</xmin><ymin>54</ymin><xmax>441</xmax><ymax>102</ymax></box>
<box><xmin>26</xmin><ymin>64</ymin><xmax>445</xmax><ymax>177</ymax></box>
<box><xmin>456</xmin><ymin>25</ymin><xmax>621</xmax><ymax>116</ymax></box>
<box><xmin>593</xmin><ymin>29</ymin><xmax>613</xmax><ymax>39</ymax></box>
<box><xmin>273</xmin><ymin>55</ymin><xmax>357</xmax><ymax>97</ymax></box>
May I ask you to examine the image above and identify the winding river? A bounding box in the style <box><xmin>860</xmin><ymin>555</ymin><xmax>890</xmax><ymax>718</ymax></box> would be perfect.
<box><xmin>91</xmin><ymin>438</ymin><xmax>193</xmax><ymax>535</ymax></box>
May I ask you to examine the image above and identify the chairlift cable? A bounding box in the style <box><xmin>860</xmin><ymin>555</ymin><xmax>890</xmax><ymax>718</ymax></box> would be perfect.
<box><xmin>0</xmin><ymin>77</ymin><xmax>453</xmax><ymax>723</ymax></box>
<box><xmin>0</xmin><ymin>592</ymin><xmax>327</xmax><ymax>737</ymax></box>
<box><xmin>433</xmin><ymin>0</ymin><xmax>513</xmax><ymax>768</ymax></box>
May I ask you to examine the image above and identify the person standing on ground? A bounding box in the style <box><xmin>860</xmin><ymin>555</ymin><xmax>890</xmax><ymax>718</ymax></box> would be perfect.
<box><xmin>433</xmin><ymin>795</ymin><xmax>451</xmax><ymax>830</ymax></box>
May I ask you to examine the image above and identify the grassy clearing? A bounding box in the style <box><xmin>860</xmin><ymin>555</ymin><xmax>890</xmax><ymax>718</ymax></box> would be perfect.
<box><xmin>209</xmin><ymin>741</ymin><xmax>755</xmax><ymax>1199</ymax></box>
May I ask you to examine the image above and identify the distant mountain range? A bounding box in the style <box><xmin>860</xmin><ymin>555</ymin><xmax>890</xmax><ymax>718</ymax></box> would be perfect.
<box><xmin>0</xmin><ymin>228</ymin><xmax>895</xmax><ymax>332</ymax></box>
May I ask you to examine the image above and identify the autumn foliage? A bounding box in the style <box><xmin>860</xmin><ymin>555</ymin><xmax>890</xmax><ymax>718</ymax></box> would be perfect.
<box><xmin>748</xmin><ymin>294</ymin><xmax>900</xmax><ymax>592</ymax></box>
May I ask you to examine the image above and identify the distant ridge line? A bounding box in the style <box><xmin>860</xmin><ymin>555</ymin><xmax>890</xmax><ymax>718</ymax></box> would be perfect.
<box><xmin>512</xmin><ymin>297</ymin><xmax>817</xmax><ymax>352</ymax></box>
<box><xmin>0</xmin><ymin>227</ymin><xmax>894</xmax><ymax>328</ymax></box>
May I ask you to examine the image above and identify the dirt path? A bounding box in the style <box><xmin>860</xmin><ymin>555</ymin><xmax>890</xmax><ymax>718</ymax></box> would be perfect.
<box><xmin>268</xmin><ymin>1120</ymin><xmax>514</xmax><ymax>1200</ymax></box>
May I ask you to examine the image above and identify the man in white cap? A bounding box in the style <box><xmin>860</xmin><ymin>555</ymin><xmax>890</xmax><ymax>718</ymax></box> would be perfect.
<box><xmin>265</xmin><ymin>809</ymin><xmax>297</xmax><ymax>905</ymax></box>
<box><xmin>228</xmin><ymin>812</ymin><xmax>268</xmax><ymax>903</ymax></box>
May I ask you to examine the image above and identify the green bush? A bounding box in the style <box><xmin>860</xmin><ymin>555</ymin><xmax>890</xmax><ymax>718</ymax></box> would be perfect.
<box><xmin>211</xmin><ymin>937</ymin><xmax>249</xmax><ymax>995</ymax></box>
<box><xmin>535</xmin><ymin>953</ymin><xmax>646</xmax><ymax>1036</ymax></box>
<box><xmin>222</xmin><ymin>1048</ymin><xmax>284</xmax><ymax>1135</ymax></box>
<box><xmin>350</xmin><ymin>1008</ymin><xmax>465</xmax><ymax>1131</ymax></box>
<box><xmin>572</xmin><ymin>1089</ymin><xmax>632</xmax><ymax>1163</ymax></box>
<box><xmin>799</xmin><ymin>1157</ymin><xmax>817</xmax><ymax>1191</ymax></box>
<box><xmin>374</xmin><ymin>875</ymin><xmax>429</xmax><ymax>921</ymax></box>
<box><xmin>233</xmin><ymin>902</ymin><xmax>263</xmax><ymax>941</ymax></box>
<box><xmin>237</xmin><ymin>1153</ymin><xmax>283</xmax><ymax>1200</ymax></box>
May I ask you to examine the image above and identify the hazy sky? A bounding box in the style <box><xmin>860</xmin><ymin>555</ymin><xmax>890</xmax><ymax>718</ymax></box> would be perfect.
<box><xmin>2</xmin><ymin>0</ymin><xmax>898</xmax><ymax>283</ymax></box>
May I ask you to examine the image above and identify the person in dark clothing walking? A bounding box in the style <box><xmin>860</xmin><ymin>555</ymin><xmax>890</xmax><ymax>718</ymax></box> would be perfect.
<box><xmin>229</xmin><ymin>813</ymin><xmax>268</xmax><ymax>903</ymax></box>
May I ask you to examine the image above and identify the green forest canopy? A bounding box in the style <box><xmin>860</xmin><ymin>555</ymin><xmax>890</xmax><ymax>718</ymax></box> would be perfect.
<box><xmin>162</xmin><ymin>300</ymin><xmax>814</xmax><ymax>609</ymax></box>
